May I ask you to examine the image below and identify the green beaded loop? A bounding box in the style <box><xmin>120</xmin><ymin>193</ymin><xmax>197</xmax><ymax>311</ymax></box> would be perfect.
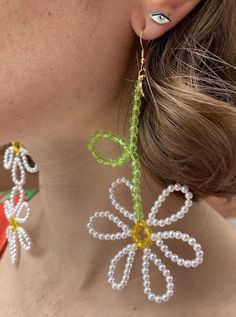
<box><xmin>87</xmin><ymin>131</ymin><xmax>131</xmax><ymax>167</ymax></box>
<box><xmin>88</xmin><ymin>80</ymin><xmax>145</xmax><ymax>220</ymax></box>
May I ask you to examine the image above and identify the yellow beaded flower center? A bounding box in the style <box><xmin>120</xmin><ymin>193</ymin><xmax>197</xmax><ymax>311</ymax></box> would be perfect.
<box><xmin>12</xmin><ymin>142</ymin><xmax>23</xmax><ymax>156</ymax></box>
<box><xmin>9</xmin><ymin>215</ymin><xmax>20</xmax><ymax>232</ymax></box>
<box><xmin>132</xmin><ymin>220</ymin><xmax>153</xmax><ymax>249</ymax></box>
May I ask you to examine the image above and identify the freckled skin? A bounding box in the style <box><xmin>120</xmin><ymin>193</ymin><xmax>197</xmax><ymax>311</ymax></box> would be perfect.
<box><xmin>0</xmin><ymin>1</ymin><xmax>134</xmax><ymax>144</ymax></box>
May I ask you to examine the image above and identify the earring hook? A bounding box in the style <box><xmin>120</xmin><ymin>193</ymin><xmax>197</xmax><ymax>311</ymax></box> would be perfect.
<box><xmin>138</xmin><ymin>30</ymin><xmax>146</xmax><ymax>97</ymax></box>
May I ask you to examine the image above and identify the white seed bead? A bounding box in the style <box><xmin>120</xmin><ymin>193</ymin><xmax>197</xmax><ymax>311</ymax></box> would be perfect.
<box><xmin>175</xmin><ymin>231</ymin><xmax>183</xmax><ymax>239</ymax></box>
<box><xmin>185</xmin><ymin>200</ymin><xmax>193</xmax><ymax>207</ymax></box>
<box><xmin>184</xmin><ymin>260</ymin><xmax>192</xmax><ymax>268</ymax></box>
<box><xmin>159</xmin><ymin>195</ymin><xmax>165</xmax><ymax>202</ymax></box>
<box><xmin>154</xmin><ymin>258</ymin><xmax>161</xmax><ymax>266</ymax></box>
<box><xmin>170</xmin><ymin>215</ymin><xmax>177</xmax><ymax>222</ymax></box>
<box><xmin>148</xmin><ymin>293</ymin><xmax>155</xmax><ymax>301</ymax></box>
<box><xmin>181</xmin><ymin>185</ymin><xmax>189</xmax><ymax>193</ymax></box>
<box><xmin>182</xmin><ymin>233</ymin><xmax>190</xmax><ymax>241</ymax></box>
<box><xmin>185</xmin><ymin>192</ymin><xmax>193</xmax><ymax>200</ymax></box>
<box><xmin>167</xmin><ymin>283</ymin><xmax>174</xmax><ymax>290</ymax></box>
<box><xmin>174</xmin><ymin>183</ymin><xmax>181</xmax><ymax>191</ymax></box>
<box><xmin>177</xmin><ymin>211</ymin><xmax>184</xmax><ymax>219</ymax></box>
<box><xmin>144</xmin><ymin>287</ymin><xmax>150</xmax><ymax>295</ymax></box>
<box><xmin>167</xmin><ymin>185</ymin><xmax>175</xmax><ymax>192</ymax></box>
<box><xmin>162</xmin><ymin>189</ymin><xmax>170</xmax><ymax>196</ymax></box>
<box><xmin>181</xmin><ymin>205</ymin><xmax>189</xmax><ymax>213</ymax></box>
<box><xmin>177</xmin><ymin>259</ymin><xmax>184</xmax><ymax>266</ymax></box>
<box><xmin>188</xmin><ymin>238</ymin><xmax>197</xmax><ymax>246</ymax></box>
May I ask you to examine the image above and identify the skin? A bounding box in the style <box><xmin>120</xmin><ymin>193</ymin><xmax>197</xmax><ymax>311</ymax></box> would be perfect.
<box><xmin>0</xmin><ymin>0</ymin><xmax>236</xmax><ymax>316</ymax></box>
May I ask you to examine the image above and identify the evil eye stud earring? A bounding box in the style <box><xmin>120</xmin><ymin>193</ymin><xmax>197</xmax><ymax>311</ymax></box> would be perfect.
<box><xmin>149</xmin><ymin>12</ymin><xmax>171</xmax><ymax>25</ymax></box>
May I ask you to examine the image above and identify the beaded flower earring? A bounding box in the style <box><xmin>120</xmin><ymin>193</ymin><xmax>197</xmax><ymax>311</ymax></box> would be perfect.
<box><xmin>3</xmin><ymin>142</ymin><xmax>38</xmax><ymax>264</ymax></box>
<box><xmin>86</xmin><ymin>30</ymin><xmax>204</xmax><ymax>304</ymax></box>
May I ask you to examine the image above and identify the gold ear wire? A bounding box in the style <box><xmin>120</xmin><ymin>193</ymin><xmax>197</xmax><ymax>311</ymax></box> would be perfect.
<box><xmin>138</xmin><ymin>30</ymin><xmax>146</xmax><ymax>97</ymax></box>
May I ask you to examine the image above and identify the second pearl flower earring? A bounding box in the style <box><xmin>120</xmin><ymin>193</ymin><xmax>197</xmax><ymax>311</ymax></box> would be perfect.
<box><xmin>3</xmin><ymin>142</ymin><xmax>38</xmax><ymax>264</ymax></box>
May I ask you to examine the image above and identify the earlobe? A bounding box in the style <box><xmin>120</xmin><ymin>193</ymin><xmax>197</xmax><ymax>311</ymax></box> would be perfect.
<box><xmin>130</xmin><ymin>7</ymin><xmax>174</xmax><ymax>41</ymax></box>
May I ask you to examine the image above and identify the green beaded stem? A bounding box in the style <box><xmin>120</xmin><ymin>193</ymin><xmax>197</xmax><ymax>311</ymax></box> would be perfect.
<box><xmin>87</xmin><ymin>79</ymin><xmax>144</xmax><ymax>221</ymax></box>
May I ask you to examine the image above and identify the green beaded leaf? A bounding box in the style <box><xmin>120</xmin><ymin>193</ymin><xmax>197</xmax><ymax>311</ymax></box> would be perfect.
<box><xmin>87</xmin><ymin>130</ymin><xmax>131</xmax><ymax>167</ymax></box>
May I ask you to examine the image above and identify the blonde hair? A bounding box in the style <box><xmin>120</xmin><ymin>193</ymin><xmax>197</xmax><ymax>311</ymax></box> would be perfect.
<box><xmin>138</xmin><ymin>0</ymin><xmax>236</xmax><ymax>201</ymax></box>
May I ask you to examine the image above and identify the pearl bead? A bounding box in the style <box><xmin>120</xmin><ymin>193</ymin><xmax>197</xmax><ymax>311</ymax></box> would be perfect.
<box><xmin>177</xmin><ymin>259</ymin><xmax>184</xmax><ymax>266</ymax></box>
<box><xmin>185</xmin><ymin>200</ymin><xmax>193</xmax><ymax>207</ymax></box>
<box><xmin>159</xmin><ymin>195</ymin><xmax>165</xmax><ymax>202</ymax></box>
<box><xmin>181</xmin><ymin>206</ymin><xmax>189</xmax><ymax>213</ymax></box>
<box><xmin>165</xmin><ymin>251</ymin><xmax>172</xmax><ymax>258</ymax></box>
<box><xmin>175</xmin><ymin>231</ymin><xmax>182</xmax><ymax>239</ymax></box>
<box><xmin>144</xmin><ymin>287</ymin><xmax>150</xmax><ymax>295</ymax></box>
<box><xmin>166</xmin><ymin>276</ymin><xmax>173</xmax><ymax>283</ymax></box>
<box><xmin>155</xmin><ymin>297</ymin><xmax>162</xmax><ymax>304</ymax></box>
<box><xmin>177</xmin><ymin>211</ymin><xmax>184</xmax><ymax>219</ymax></box>
<box><xmin>171</xmin><ymin>255</ymin><xmax>178</xmax><ymax>262</ymax></box>
<box><xmin>174</xmin><ymin>183</ymin><xmax>181</xmax><ymax>191</ymax></box>
<box><xmin>197</xmin><ymin>250</ymin><xmax>204</xmax><ymax>258</ymax></box>
<box><xmin>185</xmin><ymin>192</ymin><xmax>193</xmax><ymax>199</ymax></box>
<box><xmin>154</xmin><ymin>258</ymin><xmax>161</xmax><ymax>266</ymax></box>
<box><xmin>159</xmin><ymin>265</ymin><xmax>166</xmax><ymax>272</ymax></box>
<box><xmin>162</xmin><ymin>294</ymin><xmax>170</xmax><ymax>302</ymax></box>
<box><xmin>148</xmin><ymin>293</ymin><xmax>155</xmax><ymax>301</ymax></box>
<box><xmin>161</xmin><ymin>245</ymin><xmax>168</xmax><ymax>252</ymax></box>
<box><xmin>167</xmin><ymin>185</ymin><xmax>175</xmax><ymax>192</ymax></box>
<box><xmin>193</xmin><ymin>244</ymin><xmax>202</xmax><ymax>252</ymax></box>
<box><xmin>167</xmin><ymin>283</ymin><xmax>174</xmax><ymax>290</ymax></box>
<box><xmin>181</xmin><ymin>185</ymin><xmax>189</xmax><ymax>193</ymax></box>
<box><xmin>184</xmin><ymin>261</ymin><xmax>192</xmax><ymax>268</ymax></box>
<box><xmin>159</xmin><ymin>220</ymin><xmax>166</xmax><ymax>227</ymax></box>
<box><xmin>182</xmin><ymin>233</ymin><xmax>190</xmax><ymax>241</ymax></box>
<box><xmin>167</xmin><ymin>290</ymin><xmax>174</xmax><ymax>297</ymax></box>
<box><xmin>188</xmin><ymin>238</ymin><xmax>197</xmax><ymax>246</ymax></box>
<box><xmin>170</xmin><ymin>214</ymin><xmax>178</xmax><ymax>222</ymax></box>
<box><xmin>162</xmin><ymin>189</ymin><xmax>169</xmax><ymax>196</ymax></box>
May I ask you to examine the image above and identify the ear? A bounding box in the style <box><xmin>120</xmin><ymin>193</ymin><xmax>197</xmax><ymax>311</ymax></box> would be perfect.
<box><xmin>130</xmin><ymin>0</ymin><xmax>201</xmax><ymax>40</ymax></box>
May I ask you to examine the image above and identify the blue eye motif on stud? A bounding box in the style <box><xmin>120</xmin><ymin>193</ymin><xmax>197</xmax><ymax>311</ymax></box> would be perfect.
<box><xmin>149</xmin><ymin>12</ymin><xmax>171</xmax><ymax>25</ymax></box>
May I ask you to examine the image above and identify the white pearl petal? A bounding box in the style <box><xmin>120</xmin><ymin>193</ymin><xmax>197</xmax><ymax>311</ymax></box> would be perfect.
<box><xmin>87</xmin><ymin>210</ymin><xmax>131</xmax><ymax>240</ymax></box>
<box><xmin>6</xmin><ymin>226</ymin><xmax>18</xmax><ymax>265</ymax></box>
<box><xmin>15</xmin><ymin>201</ymin><xmax>30</xmax><ymax>223</ymax></box>
<box><xmin>108</xmin><ymin>243</ymin><xmax>137</xmax><ymax>290</ymax></box>
<box><xmin>147</xmin><ymin>183</ymin><xmax>193</xmax><ymax>227</ymax></box>
<box><xmin>156</xmin><ymin>231</ymin><xmax>204</xmax><ymax>268</ymax></box>
<box><xmin>11</xmin><ymin>185</ymin><xmax>24</xmax><ymax>212</ymax></box>
<box><xmin>17</xmin><ymin>227</ymin><xmax>32</xmax><ymax>251</ymax></box>
<box><xmin>3</xmin><ymin>146</ymin><xmax>14</xmax><ymax>170</ymax></box>
<box><xmin>108</xmin><ymin>177</ymin><xmax>135</xmax><ymax>222</ymax></box>
<box><xmin>20</xmin><ymin>149</ymin><xmax>38</xmax><ymax>174</ymax></box>
<box><xmin>12</xmin><ymin>157</ymin><xmax>26</xmax><ymax>186</ymax></box>
<box><xmin>3</xmin><ymin>200</ymin><xmax>12</xmax><ymax>220</ymax></box>
<box><xmin>142</xmin><ymin>250</ymin><xmax>174</xmax><ymax>303</ymax></box>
